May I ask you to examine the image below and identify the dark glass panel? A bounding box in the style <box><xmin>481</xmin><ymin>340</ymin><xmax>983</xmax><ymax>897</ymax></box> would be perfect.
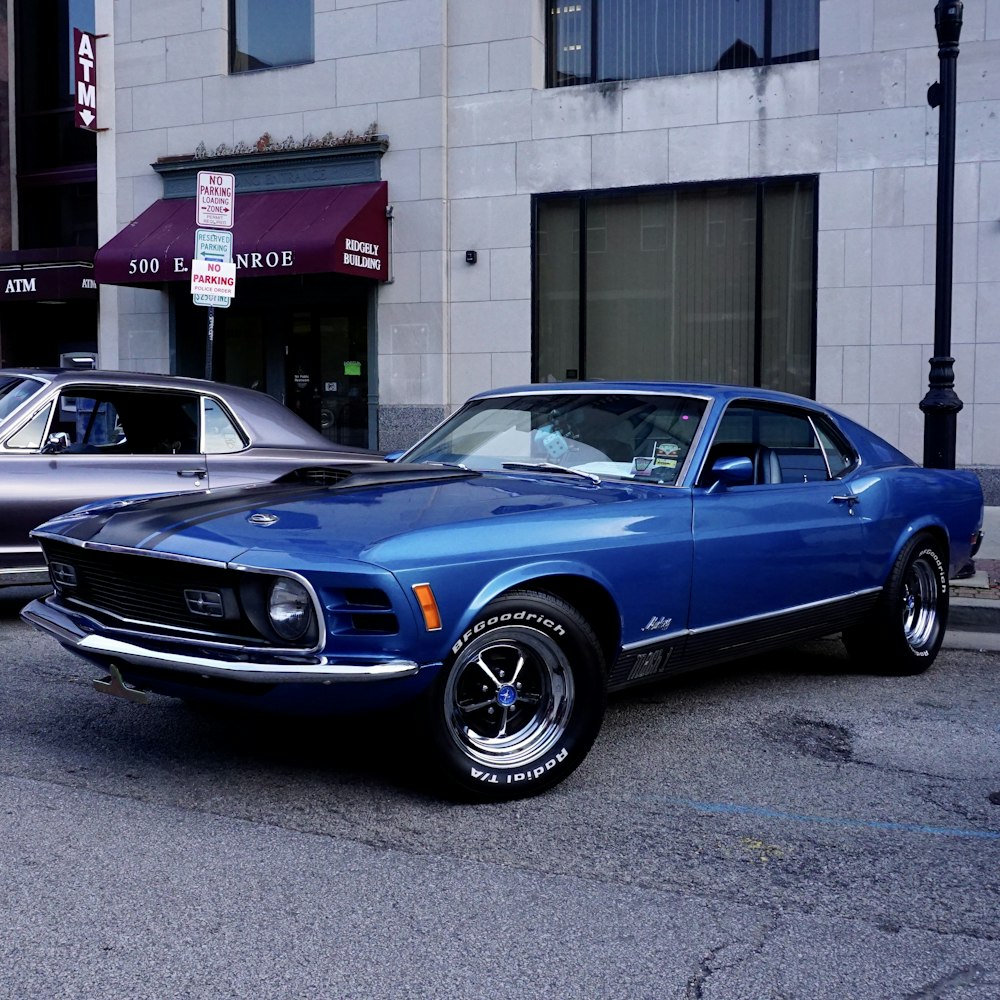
<box><xmin>549</xmin><ymin>2</ymin><xmax>593</xmax><ymax>86</ymax></box>
<box><xmin>547</xmin><ymin>0</ymin><xmax>817</xmax><ymax>86</ymax></box>
<box><xmin>534</xmin><ymin>180</ymin><xmax>817</xmax><ymax>394</ymax></box>
<box><xmin>230</xmin><ymin>0</ymin><xmax>314</xmax><ymax>72</ymax></box>
<box><xmin>536</xmin><ymin>199</ymin><xmax>582</xmax><ymax>382</ymax></box>
<box><xmin>596</xmin><ymin>0</ymin><xmax>764</xmax><ymax>81</ymax></box>
<box><xmin>16</xmin><ymin>109</ymin><xmax>96</xmax><ymax>174</ymax></box>
<box><xmin>18</xmin><ymin>181</ymin><xmax>97</xmax><ymax>249</ymax></box>
<box><xmin>770</xmin><ymin>0</ymin><xmax>820</xmax><ymax>63</ymax></box>
<box><xmin>760</xmin><ymin>182</ymin><xmax>815</xmax><ymax>396</ymax></box>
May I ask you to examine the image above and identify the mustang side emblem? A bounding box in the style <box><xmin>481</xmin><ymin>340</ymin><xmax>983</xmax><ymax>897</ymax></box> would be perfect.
<box><xmin>641</xmin><ymin>615</ymin><xmax>673</xmax><ymax>632</ymax></box>
<box><xmin>248</xmin><ymin>511</ymin><xmax>279</xmax><ymax>526</ymax></box>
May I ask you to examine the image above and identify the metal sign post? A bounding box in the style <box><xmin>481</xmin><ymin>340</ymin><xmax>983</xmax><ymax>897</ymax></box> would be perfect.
<box><xmin>206</xmin><ymin>305</ymin><xmax>216</xmax><ymax>380</ymax></box>
<box><xmin>193</xmin><ymin>174</ymin><xmax>236</xmax><ymax>380</ymax></box>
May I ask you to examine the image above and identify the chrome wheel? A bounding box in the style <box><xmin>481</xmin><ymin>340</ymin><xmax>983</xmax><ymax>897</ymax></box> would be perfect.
<box><xmin>427</xmin><ymin>590</ymin><xmax>606</xmax><ymax>799</ymax></box>
<box><xmin>444</xmin><ymin>631</ymin><xmax>575</xmax><ymax>770</ymax></box>
<box><xmin>901</xmin><ymin>553</ymin><xmax>941</xmax><ymax>652</ymax></box>
<box><xmin>843</xmin><ymin>533</ymin><xmax>947</xmax><ymax>675</ymax></box>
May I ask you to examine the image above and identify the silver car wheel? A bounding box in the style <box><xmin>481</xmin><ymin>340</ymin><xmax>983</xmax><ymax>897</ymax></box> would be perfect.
<box><xmin>901</xmin><ymin>553</ymin><xmax>941</xmax><ymax>652</ymax></box>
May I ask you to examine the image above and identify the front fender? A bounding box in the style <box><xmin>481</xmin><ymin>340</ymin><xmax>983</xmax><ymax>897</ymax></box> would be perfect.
<box><xmin>393</xmin><ymin>558</ymin><xmax>622</xmax><ymax>665</ymax></box>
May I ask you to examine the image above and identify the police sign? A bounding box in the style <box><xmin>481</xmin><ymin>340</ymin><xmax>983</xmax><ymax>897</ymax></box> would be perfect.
<box><xmin>191</xmin><ymin>259</ymin><xmax>236</xmax><ymax>300</ymax></box>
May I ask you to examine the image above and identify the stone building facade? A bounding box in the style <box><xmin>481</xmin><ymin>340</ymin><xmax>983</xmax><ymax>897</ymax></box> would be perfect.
<box><xmin>80</xmin><ymin>0</ymin><xmax>1000</xmax><ymax>489</ymax></box>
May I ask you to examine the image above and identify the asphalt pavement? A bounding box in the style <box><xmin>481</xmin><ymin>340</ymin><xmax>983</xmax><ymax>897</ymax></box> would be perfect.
<box><xmin>947</xmin><ymin>505</ymin><xmax>1000</xmax><ymax>652</ymax></box>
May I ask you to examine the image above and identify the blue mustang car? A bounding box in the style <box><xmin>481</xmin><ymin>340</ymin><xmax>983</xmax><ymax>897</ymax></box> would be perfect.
<box><xmin>21</xmin><ymin>383</ymin><xmax>985</xmax><ymax>799</ymax></box>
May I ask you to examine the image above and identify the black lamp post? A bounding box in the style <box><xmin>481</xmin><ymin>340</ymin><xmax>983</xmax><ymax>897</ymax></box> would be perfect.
<box><xmin>920</xmin><ymin>0</ymin><xmax>963</xmax><ymax>469</ymax></box>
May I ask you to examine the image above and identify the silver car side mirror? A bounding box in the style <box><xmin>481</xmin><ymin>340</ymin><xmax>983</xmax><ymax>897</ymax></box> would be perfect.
<box><xmin>42</xmin><ymin>431</ymin><xmax>71</xmax><ymax>454</ymax></box>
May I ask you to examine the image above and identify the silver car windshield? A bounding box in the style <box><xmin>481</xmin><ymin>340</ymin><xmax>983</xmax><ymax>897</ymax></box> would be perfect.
<box><xmin>0</xmin><ymin>376</ymin><xmax>43</xmax><ymax>424</ymax></box>
<box><xmin>404</xmin><ymin>392</ymin><xmax>708</xmax><ymax>485</ymax></box>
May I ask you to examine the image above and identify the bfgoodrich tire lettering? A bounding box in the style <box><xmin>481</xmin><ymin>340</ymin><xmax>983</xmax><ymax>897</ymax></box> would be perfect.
<box><xmin>844</xmin><ymin>532</ymin><xmax>948</xmax><ymax>675</ymax></box>
<box><xmin>426</xmin><ymin>589</ymin><xmax>607</xmax><ymax>800</ymax></box>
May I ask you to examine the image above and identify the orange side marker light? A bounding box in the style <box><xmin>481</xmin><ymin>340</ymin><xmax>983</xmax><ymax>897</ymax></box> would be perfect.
<box><xmin>412</xmin><ymin>583</ymin><xmax>442</xmax><ymax>631</ymax></box>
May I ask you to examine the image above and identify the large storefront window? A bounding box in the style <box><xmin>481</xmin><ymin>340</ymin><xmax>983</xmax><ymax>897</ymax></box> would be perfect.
<box><xmin>548</xmin><ymin>0</ymin><xmax>818</xmax><ymax>87</ymax></box>
<box><xmin>230</xmin><ymin>0</ymin><xmax>314</xmax><ymax>73</ymax></box>
<box><xmin>534</xmin><ymin>180</ymin><xmax>816</xmax><ymax>396</ymax></box>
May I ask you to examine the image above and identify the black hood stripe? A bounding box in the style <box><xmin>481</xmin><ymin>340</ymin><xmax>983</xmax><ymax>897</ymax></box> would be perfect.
<box><xmin>56</xmin><ymin>463</ymin><xmax>479</xmax><ymax>551</ymax></box>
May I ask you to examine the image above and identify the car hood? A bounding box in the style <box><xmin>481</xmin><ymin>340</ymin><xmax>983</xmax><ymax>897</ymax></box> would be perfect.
<box><xmin>36</xmin><ymin>463</ymin><xmax>660</xmax><ymax>568</ymax></box>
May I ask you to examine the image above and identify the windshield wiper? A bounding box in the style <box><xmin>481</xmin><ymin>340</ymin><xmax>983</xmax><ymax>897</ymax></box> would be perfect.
<box><xmin>501</xmin><ymin>461</ymin><xmax>601</xmax><ymax>485</ymax></box>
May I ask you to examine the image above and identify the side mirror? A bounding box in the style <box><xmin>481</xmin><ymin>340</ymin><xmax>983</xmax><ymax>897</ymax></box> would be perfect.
<box><xmin>383</xmin><ymin>450</ymin><xmax>405</xmax><ymax>463</ymax></box>
<box><xmin>42</xmin><ymin>431</ymin><xmax>71</xmax><ymax>454</ymax></box>
<box><xmin>706</xmin><ymin>455</ymin><xmax>754</xmax><ymax>491</ymax></box>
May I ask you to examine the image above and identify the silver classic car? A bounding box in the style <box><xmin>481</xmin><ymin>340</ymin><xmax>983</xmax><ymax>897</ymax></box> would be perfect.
<box><xmin>0</xmin><ymin>368</ymin><xmax>375</xmax><ymax>587</ymax></box>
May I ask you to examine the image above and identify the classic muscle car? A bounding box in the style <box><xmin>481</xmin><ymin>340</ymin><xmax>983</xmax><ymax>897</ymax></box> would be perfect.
<box><xmin>22</xmin><ymin>382</ymin><xmax>985</xmax><ymax>799</ymax></box>
<box><xmin>0</xmin><ymin>367</ymin><xmax>374</xmax><ymax>586</ymax></box>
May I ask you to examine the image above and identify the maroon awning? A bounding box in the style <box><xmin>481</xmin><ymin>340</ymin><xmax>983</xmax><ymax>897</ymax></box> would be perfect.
<box><xmin>0</xmin><ymin>248</ymin><xmax>97</xmax><ymax>301</ymax></box>
<box><xmin>94</xmin><ymin>181</ymin><xmax>389</xmax><ymax>285</ymax></box>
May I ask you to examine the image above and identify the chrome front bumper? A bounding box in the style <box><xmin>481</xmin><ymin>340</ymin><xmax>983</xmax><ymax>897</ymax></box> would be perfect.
<box><xmin>21</xmin><ymin>598</ymin><xmax>420</xmax><ymax>685</ymax></box>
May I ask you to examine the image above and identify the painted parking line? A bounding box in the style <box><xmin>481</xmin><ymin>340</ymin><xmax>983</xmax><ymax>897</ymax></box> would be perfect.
<box><xmin>660</xmin><ymin>797</ymin><xmax>1000</xmax><ymax>841</ymax></box>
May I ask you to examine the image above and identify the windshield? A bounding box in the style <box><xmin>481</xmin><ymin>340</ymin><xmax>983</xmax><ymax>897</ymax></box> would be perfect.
<box><xmin>403</xmin><ymin>392</ymin><xmax>708</xmax><ymax>485</ymax></box>
<box><xmin>0</xmin><ymin>376</ymin><xmax>45</xmax><ymax>424</ymax></box>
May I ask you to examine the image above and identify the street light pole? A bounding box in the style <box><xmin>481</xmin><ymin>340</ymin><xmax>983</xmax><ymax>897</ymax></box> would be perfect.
<box><xmin>920</xmin><ymin>1</ymin><xmax>963</xmax><ymax>469</ymax></box>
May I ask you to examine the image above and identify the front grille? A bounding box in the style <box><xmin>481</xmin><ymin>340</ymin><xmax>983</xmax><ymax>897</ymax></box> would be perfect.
<box><xmin>42</xmin><ymin>540</ymin><xmax>266</xmax><ymax>642</ymax></box>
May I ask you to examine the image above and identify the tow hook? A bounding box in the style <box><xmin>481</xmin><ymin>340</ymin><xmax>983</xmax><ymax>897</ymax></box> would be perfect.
<box><xmin>93</xmin><ymin>664</ymin><xmax>150</xmax><ymax>704</ymax></box>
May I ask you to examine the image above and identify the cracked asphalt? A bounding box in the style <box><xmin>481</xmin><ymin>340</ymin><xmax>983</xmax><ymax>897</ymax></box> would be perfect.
<box><xmin>2</xmin><ymin>586</ymin><xmax>998</xmax><ymax>999</ymax></box>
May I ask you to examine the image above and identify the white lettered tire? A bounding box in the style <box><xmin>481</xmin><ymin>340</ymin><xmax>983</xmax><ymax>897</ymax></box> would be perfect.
<box><xmin>425</xmin><ymin>589</ymin><xmax>607</xmax><ymax>800</ymax></box>
<box><xmin>844</xmin><ymin>532</ymin><xmax>949</xmax><ymax>675</ymax></box>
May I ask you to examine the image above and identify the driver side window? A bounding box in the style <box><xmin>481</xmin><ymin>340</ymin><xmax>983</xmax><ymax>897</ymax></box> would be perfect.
<box><xmin>700</xmin><ymin>403</ymin><xmax>833</xmax><ymax>487</ymax></box>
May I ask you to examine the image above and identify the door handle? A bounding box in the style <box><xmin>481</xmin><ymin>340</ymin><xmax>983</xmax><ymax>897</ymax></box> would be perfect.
<box><xmin>832</xmin><ymin>494</ymin><xmax>860</xmax><ymax>514</ymax></box>
<box><xmin>177</xmin><ymin>468</ymin><xmax>207</xmax><ymax>478</ymax></box>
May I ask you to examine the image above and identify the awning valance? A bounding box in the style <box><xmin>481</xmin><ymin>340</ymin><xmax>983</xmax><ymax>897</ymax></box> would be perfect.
<box><xmin>0</xmin><ymin>248</ymin><xmax>97</xmax><ymax>301</ymax></box>
<box><xmin>94</xmin><ymin>181</ymin><xmax>389</xmax><ymax>285</ymax></box>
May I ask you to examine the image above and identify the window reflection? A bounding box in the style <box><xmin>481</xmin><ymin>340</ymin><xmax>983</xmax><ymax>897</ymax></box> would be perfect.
<box><xmin>230</xmin><ymin>0</ymin><xmax>314</xmax><ymax>73</ymax></box>
<box><xmin>548</xmin><ymin>0</ymin><xmax>818</xmax><ymax>87</ymax></box>
<box><xmin>535</xmin><ymin>180</ymin><xmax>816</xmax><ymax>397</ymax></box>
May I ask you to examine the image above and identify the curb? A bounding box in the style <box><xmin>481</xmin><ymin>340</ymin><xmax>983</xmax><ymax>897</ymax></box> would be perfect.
<box><xmin>947</xmin><ymin>555</ymin><xmax>999</xmax><ymax>646</ymax></box>
<box><xmin>949</xmin><ymin>596</ymin><xmax>1000</xmax><ymax>631</ymax></box>
<box><xmin>943</xmin><ymin>629</ymin><xmax>1000</xmax><ymax>653</ymax></box>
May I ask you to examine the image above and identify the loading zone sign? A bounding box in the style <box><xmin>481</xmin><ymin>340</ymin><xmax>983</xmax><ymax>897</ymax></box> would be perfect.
<box><xmin>196</xmin><ymin>171</ymin><xmax>235</xmax><ymax>229</ymax></box>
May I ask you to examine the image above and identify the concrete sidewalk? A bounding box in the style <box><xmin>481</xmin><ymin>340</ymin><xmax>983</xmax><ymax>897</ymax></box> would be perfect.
<box><xmin>946</xmin><ymin>505</ymin><xmax>999</xmax><ymax>652</ymax></box>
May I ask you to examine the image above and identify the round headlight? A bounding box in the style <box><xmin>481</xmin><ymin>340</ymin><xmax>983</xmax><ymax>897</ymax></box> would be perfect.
<box><xmin>267</xmin><ymin>578</ymin><xmax>313</xmax><ymax>642</ymax></box>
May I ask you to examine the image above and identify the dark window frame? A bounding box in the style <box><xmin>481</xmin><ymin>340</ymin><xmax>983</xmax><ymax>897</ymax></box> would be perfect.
<box><xmin>531</xmin><ymin>176</ymin><xmax>819</xmax><ymax>397</ymax></box>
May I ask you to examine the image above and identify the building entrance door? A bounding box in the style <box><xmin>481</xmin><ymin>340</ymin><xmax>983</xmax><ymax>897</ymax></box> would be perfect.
<box><xmin>285</xmin><ymin>308</ymin><xmax>371</xmax><ymax>448</ymax></box>
<box><xmin>178</xmin><ymin>275</ymin><xmax>373</xmax><ymax>448</ymax></box>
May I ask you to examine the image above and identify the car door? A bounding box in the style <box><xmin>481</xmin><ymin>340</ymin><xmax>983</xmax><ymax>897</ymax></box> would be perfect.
<box><xmin>688</xmin><ymin>402</ymin><xmax>863</xmax><ymax>631</ymax></box>
<box><xmin>0</xmin><ymin>387</ymin><xmax>209</xmax><ymax>561</ymax></box>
